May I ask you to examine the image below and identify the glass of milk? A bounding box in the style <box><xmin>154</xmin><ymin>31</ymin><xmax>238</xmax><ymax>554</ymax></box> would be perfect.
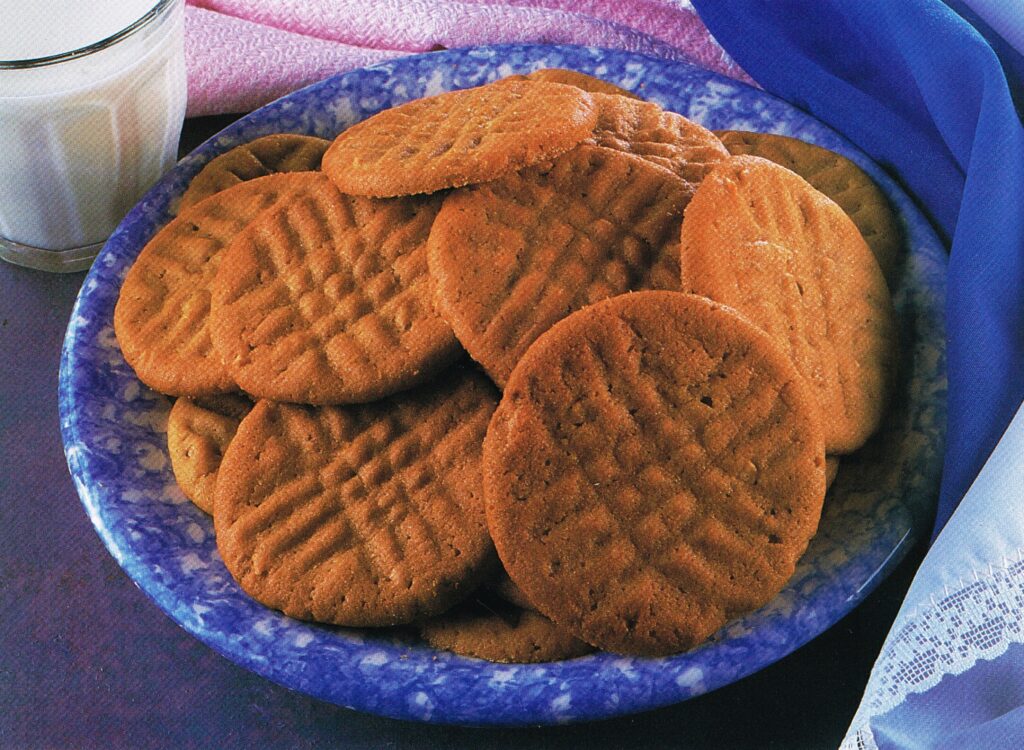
<box><xmin>0</xmin><ymin>0</ymin><xmax>187</xmax><ymax>272</ymax></box>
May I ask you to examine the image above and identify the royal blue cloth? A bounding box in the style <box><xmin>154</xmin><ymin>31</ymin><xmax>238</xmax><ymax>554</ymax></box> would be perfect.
<box><xmin>944</xmin><ymin>0</ymin><xmax>1024</xmax><ymax>114</ymax></box>
<box><xmin>691</xmin><ymin>0</ymin><xmax>1024</xmax><ymax>540</ymax></box>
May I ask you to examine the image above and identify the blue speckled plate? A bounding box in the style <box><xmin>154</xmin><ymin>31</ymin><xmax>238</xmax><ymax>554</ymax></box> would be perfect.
<box><xmin>60</xmin><ymin>44</ymin><xmax>946</xmax><ymax>726</ymax></box>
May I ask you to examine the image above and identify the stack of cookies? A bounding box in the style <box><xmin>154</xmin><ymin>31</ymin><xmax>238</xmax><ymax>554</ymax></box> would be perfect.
<box><xmin>114</xmin><ymin>69</ymin><xmax>898</xmax><ymax>661</ymax></box>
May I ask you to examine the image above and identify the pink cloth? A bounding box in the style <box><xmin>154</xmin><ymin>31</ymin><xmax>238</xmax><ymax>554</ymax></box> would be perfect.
<box><xmin>184</xmin><ymin>0</ymin><xmax>749</xmax><ymax>116</ymax></box>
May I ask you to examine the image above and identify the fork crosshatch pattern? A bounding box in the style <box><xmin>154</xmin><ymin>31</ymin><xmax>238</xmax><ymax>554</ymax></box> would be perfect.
<box><xmin>60</xmin><ymin>44</ymin><xmax>946</xmax><ymax>725</ymax></box>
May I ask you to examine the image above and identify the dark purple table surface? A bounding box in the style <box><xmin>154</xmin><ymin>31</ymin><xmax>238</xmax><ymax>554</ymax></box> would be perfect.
<box><xmin>0</xmin><ymin>116</ymin><xmax>927</xmax><ymax>749</ymax></box>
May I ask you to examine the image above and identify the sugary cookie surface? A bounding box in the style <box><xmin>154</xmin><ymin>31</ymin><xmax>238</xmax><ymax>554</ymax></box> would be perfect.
<box><xmin>590</xmin><ymin>92</ymin><xmax>729</xmax><ymax>192</ymax></box>
<box><xmin>214</xmin><ymin>366</ymin><xmax>499</xmax><ymax>627</ymax></box>
<box><xmin>321</xmin><ymin>80</ymin><xmax>598</xmax><ymax>197</ymax></box>
<box><xmin>484</xmin><ymin>292</ymin><xmax>826</xmax><ymax>656</ymax></box>
<box><xmin>716</xmin><ymin>130</ymin><xmax>903</xmax><ymax>284</ymax></box>
<box><xmin>428</xmin><ymin>143</ymin><xmax>687</xmax><ymax>386</ymax></box>
<box><xmin>167</xmin><ymin>393</ymin><xmax>252</xmax><ymax>514</ymax></box>
<box><xmin>114</xmin><ymin>173</ymin><xmax>317</xmax><ymax>397</ymax></box>
<box><xmin>180</xmin><ymin>134</ymin><xmax>330</xmax><ymax>210</ymax></box>
<box><xmin>210</xmin><ymin>174</ymin><xmax>456</xmax><ymax>405</ymax></box>
<box><xmin>680</xmin><ymin>155</ymin><xmax>896</xmax><ymax>454</ymax></box>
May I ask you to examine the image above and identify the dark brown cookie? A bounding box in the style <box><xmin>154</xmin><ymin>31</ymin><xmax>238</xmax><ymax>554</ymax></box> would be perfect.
<box><xmin>715</xmin><ymin>130</ymin><xmax>903</xmax><ymax>284</ymax></box>
<box><xmin>166</xmin><ymin>393</ymin><xmax>252</xmax><ymax>514</ymax></box>
<box><xmin>322</xmin><ymin>80</ymin><xmax>598</xmax><ymax>197</ymax></box>
<box><xmin>180</xmin><ymin>134</ymin><xmax>330</xmax><ymax>210</ymax></box>
<box><xmin>679</xmin><ymin>156</ymin><xmax>896</xmax><ymax>454</ymax></box>
<box><xmin>590</xmin><ymin>93</ymin><xmax>729</xmax><ymax>194</ymax></box>
<box><xmin>211</xmin><ymin>172</ymin><xmax>458</xmax><ymax>405</ymax></box>
<box><xmin>418</xmin><ymin>594</ymin><xmax>593</xmax><ymax>663</ymax></box>
<box><xmin>484</xmin><ymin>291</ymin><xmax>826</xmax><ymax>656</ymax></box>
<box><xmin>214</xmin><ymin>365</ymin><xmax>499</xmax><ymax>627</ymax></box>
<box><xmin>428</xmin><ymin>144</ymin><xmax>687</xmax><ymax>386</ymax></box>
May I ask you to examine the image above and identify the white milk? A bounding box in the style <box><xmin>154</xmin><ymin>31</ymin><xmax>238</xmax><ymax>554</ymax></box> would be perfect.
<box><xmin>0</xmin><ymin>0</ymin><xmax>186</xmax><ymax>269</ymax></box>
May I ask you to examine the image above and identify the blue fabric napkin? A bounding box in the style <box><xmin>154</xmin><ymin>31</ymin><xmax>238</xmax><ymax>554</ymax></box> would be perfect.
<box><xmin>690</xmin><ymin>1</ymin><xmax>1024</xmax><ymax>746</ymax></box>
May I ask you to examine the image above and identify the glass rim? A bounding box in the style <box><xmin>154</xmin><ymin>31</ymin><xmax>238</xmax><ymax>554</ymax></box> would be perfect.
<box><xmin>0</xmin><ymin>0</ymin><xmax>178</xmax><ymax>69</ymax></box>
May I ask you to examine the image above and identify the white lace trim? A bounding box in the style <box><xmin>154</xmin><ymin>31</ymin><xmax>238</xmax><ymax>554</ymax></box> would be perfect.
<box><xmin>847</xmin><ymin>723</ymin><xmax>879</xmax><ymax>750</ymax></box>
<box><xmin>842</xmin><ymin>548</ymin><xmax>1024</xmax><ymax>749</ymax></box>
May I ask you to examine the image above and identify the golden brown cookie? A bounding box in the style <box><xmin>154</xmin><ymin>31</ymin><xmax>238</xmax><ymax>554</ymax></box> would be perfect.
<box><xmin>680</xmin><ymin>156</ymin><xmax>896</xmax><ymax>454</ymax></box>
<box><xmin>590</xmin><ymin>93</ymin><xmax>729</xmax><ymax>194</ymax></box>
<box><xmin>419</xmin><ymin>594</ymin><xmax>593</xmax><ymax>663</ymax></box>
<box><xmin>715</xmin><ymin>131</ymin><xmax>902</xmax><ymax>283</ymax></box>
<box><xmin>210</xmin><ymin>173</ymin><xmax>457</xmax><ymax>405</ymax></box>
<box><xmin>503</xmin><ymin>68</ymin><xmax>641</xmax><ymax>99</ymax></box>
<box><xmin>321</xmin><ymin>80</ymin><xmax>598</xmax><ymax>197</ymax></box>
<box><xmin>484</xmin><ymin>292</ymin><xmax>826</xmax><ymax>656</ymax></box>
<box><xmin>214</xmin><ymin>365</ymin><xmax>499</xmax><ymax>627</ymax></box>
<box><xmin>428</xmin><ymin>144</ymin><xmax>687</xmax><ymax>386</ymax></box>
<box><xmin>166</xmin><ymin>393</ymin><xmax>252</xmax><ymax>514</ymax></box>
<box><xmin>180</xmin><ymin>134</ymin><xmax>330</xmax><ymax>210</ymax></box>
<box><xmin>114</xmin><ymin>173</ymin><xmax>316</xmax><ymax>396</ymax></box>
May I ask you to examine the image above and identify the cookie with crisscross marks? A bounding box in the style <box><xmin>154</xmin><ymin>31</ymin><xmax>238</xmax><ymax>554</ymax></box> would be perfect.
<box><xmin>715</xmin><ymin>130</ymin><xmax>902</xmax><ymax>284</ymax></box>
<box><xmin>428</xmin><ymin>144</ymin><xmax>687</xmax><ymax>387</ymax></box>
<box><xmin>214</xmin><ymin>364</ymin><xmax>499</xmax><ymax>626</ymax></box>
<box><xmin>484</xmin><ymin>292</ymin><xmax>826</xmax><ymax>656</ymax></box>
<box><xmin>679</xmin><ymin>156</ymin><xmax>896</xmax><ymax>454</ymax></box>
<box><xmin>180</xmin><ymin>134</ymin><xmax>330</xmax><ymax>210</ymax></box>
<box><xmin>115</xmin><ymin>173</ymin><xmax>317</xmax><ymax>397</ymax></box>
<box><xmin>322</xmin><ymin>80</ymin><xmax>598</xmax><ymax>198</ymax></box>
<box><xmin>167</xmin><ymin>393</ymin><xmax>252</xmax><ymax>514</ymax></box>
<box><xmin>502</xmin><ymin>68</ymin><xmax>641</xmax><ymax>100</ymax></box>
<box><xmin>589</xmin><ymin>93</ymin><xmax>729</xmax><ymax>193</ymax></box>
<box><xmin>210</xmin><ymin>173</ymin><xmax>457</xmax><ymax>404</ymax></box>
<box><xmin>419</xmin><ymin>592</ymin><xmax>593</xmax><ymax>663</ymax></box>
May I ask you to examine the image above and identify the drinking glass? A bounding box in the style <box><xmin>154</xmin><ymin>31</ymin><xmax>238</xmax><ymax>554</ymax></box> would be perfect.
<box><xmin>0</xmin><ymin>0</ymin><xmax>187</xmax><ymax>272</ymax></box>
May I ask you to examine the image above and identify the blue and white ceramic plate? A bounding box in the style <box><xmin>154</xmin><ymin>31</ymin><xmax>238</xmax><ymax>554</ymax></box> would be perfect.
<box><xmin>60</xmin><ymin>44</ymin><xmax>946</xmax><ymax>726</ymax></box>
